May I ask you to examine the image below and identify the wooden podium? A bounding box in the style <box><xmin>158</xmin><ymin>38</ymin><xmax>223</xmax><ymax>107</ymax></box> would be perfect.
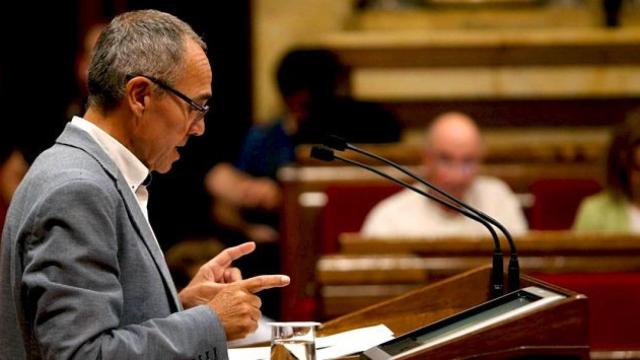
<box><xmin>318</xmin><ymin>265</ymin><xmax>589</xmax><ymax>359</ymax></box>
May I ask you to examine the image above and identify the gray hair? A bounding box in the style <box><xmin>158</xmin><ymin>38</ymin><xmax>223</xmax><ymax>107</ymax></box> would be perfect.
<box><xmin>87</xmin><ymin>9</ymin><xmax>206</xmax><ymax>110</ymax></box>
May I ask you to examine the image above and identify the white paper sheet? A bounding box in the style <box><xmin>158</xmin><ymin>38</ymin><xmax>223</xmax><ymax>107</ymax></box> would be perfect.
<box><xmin>228</xmin><ymin>346</ymin><xmax>270</xmax><ymax>360</ymax></box>
<box><xmin>228</xmin><ymin>324</ymin><xmax>394</xmax><ymax>360</ymax></box>
<box><xmin>316</xmin><ymin>324</ymin><xmax>395</xmax><ymax>359</ymax></box>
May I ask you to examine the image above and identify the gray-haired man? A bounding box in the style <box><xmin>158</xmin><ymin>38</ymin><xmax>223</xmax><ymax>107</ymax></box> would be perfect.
<box><xmin>0</xmin><ymin>10</ymin><xmax>289</xmax><ymax>359</ymax></box>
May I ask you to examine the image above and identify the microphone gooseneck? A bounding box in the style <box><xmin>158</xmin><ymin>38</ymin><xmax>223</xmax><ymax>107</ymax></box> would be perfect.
<box><xmin>323</xmin><ymin>135</ymin><xmax>521</xmax><ymax>292</ymax></box>
<box><xmin>311</xmin><ymin>145</ymin><xmax>505</xmax><ymax>297</ymax></box>
<box><xmin>310</xmin><ymin>146</ymin><xmax>335</xmax><ymax>162</ymax></box>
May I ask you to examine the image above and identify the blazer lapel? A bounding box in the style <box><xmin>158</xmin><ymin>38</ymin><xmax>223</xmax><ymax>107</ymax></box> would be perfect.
<box><xmin>113</xmin><ymin>178</ymin><xmax>182</xmax><ymax>311</ymax></box>
<box><xmin>56</xmin><ymin>124</ymin><xmax>182</xmax><ymax>311</ymax></box>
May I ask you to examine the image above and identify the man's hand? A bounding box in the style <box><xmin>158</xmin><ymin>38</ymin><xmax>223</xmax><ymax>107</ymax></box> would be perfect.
<box><xmin>209</xmin><ymin>275</ymin><xmax>290</xmax><ymax>340</ymax></box>
<box><xmin>245</xmin><ymin>224</ymin><xmax>279</xmax><ymax>244</ymax></box>
<box><xmin>205</xmin><ymin>163</ymin><xmax>281</xmax><ymax>210</ymax></box>
<box><xmin>179</xmin><ymin>242</ymin><xmax>256</xmax><ymax>309</ymax></box>
<box><xmin>240</xmin><ymin>177</ymin><xmax>282</xmax><ymax>210</ymax></box>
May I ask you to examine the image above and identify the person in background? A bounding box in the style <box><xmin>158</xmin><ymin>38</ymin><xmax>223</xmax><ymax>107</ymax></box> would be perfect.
<box><xmin>361</xmin><ymin>112</ymin><xmax>528</xmax><ymax>238</ymax></box>
<box><xmin>0</xmin><ymin>63</ymin><xmax>28</xmax><ymax>242</ymax></box>
<box><xmin>206</xmin><ymin>49</ymin><xmax>401</xmax><ymax>244</ymax></box>
<box><xmin>0</xmin><ymin>143</ymin><xmax>28</xmax><ymax>238</ymax></box>
<box><xmin>206</xmin><ymin>49</ymin><xmax>400</xmax><ymax>318</ymax></box>
<box><xmin>66</xmin><ymin>23</ymin><xmax>106</xmax><ymax>118</ymax></box>
<box><xmin>574</xmin><ymin>110</ymin><xmax>640</xmax><ymax>233</ymax></box>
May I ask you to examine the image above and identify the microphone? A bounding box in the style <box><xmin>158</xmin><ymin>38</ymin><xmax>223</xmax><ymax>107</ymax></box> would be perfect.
<box><xmin>310</xmin><ymin>145</ymin><xmax>505</xmax><ymax>298</ymax></box>
<box><xmin>322</xmin><ymin>135</ymin><xmax>520</xmax><ymax>292</ymax></box>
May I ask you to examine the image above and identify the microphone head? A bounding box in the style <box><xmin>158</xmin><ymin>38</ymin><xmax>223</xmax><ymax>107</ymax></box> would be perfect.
<box><xmin>323</xmin><ymin>134</ymin><xmax>348</xmax><ymax>151</ymax></box>
<box><xmin>310</xmin><ymin>146</ymin><xmax>335</xmax><ymax>162</ymax></box>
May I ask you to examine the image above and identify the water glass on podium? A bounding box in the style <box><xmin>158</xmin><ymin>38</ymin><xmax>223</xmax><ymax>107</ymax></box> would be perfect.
<box><xmin>269</xmin><ymin>322</ymin><xmax>320</xmax><ymax>360</ymax></box>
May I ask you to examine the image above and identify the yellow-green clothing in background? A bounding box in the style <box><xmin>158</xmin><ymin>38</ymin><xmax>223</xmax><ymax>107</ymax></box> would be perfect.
<box><xmin>573</xmin><ymin>191</ymin><xmax>630</xmax><ymax>233</ymax></box>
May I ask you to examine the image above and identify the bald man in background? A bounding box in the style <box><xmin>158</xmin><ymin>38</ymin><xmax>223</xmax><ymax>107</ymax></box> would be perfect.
<box><xmin>361</xmin><ymin>112</ymin><xmax>527</xmax><ymax>238</ymax></box>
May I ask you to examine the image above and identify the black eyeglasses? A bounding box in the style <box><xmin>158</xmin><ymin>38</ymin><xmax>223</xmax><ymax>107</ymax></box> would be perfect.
<box><xmin>126</xmin><ymin>74</ymin><xmax>209</xmax><ymax>120</ymax></box>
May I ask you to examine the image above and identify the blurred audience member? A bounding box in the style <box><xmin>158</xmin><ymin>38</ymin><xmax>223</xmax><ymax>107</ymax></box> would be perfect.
<box><xmin>206</xmin><ymin>49</ymin><xmax>400</xmax><ymax>318</ymax></box>
<box><xmin>0</xmin><ymin>68</ymin><xmax>28</xmax><ymax>238</ymax></box>
<box><xmin>206</xmin><ymin>49</ymin><xmax>400</xmax><ymax>244</ymax></box>
<box><xmin>0</xmin><ymin>145</ymin><xmax>28</xmax><ymax>236</ymax></box>
<box><xmin>67</xmin><ymin>23</ymin><xmax>105</xmax><ymax>118</ymax></box>
<box><xmin>361</xmin><ymin>112</ymin><xmax>528</xmax><ymax>237</ymax></box>
<box><xmin>574</xmin><ymin>110</ymin><xmax>640</xmax><ymax>233</ymax></box>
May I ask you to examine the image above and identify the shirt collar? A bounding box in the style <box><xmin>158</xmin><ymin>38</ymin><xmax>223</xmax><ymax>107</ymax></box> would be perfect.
<box><xmin>70</xmin><ymin>116</ymin><xmax>150</xmax><ymax>192</ymax></box>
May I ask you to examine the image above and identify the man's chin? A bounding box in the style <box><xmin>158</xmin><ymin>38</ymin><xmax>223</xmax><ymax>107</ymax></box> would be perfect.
<box><xmin>154</xmin><ymin>159</ymin><xmax>178</xmax><ymax>174</ymax></box>
<box><xmin>154</xmin><ymin>150</ymin><xmax>182</xmax><ymax>174</ymax></box>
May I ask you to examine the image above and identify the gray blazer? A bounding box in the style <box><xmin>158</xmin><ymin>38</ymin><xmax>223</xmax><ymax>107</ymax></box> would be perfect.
<box><xmin>0</xmin><ymin>124</ymin><xmax>228</xmax><ymax>360</ymax></box>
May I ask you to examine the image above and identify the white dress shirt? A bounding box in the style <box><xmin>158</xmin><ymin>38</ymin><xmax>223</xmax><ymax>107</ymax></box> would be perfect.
<box><xmin>70</xmin><ymin>116</ymin><xmax>152</xmax><ymax>221</ymax></box>
<box><xmin>361</xmin><ymin>176</ymin><xmax>528</xmax><ymax>238</ymax></box>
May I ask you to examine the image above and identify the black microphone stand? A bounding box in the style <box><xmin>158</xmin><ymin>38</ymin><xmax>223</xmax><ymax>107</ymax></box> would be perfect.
<box><xmin>324</xmin><ymin>136</ymin><xmax>520</xmax><ymax>292</ymax></box>
<box><xmin>311</xmin><ymin>146</ymin><xmax>505</xmax><ymax>298</ymax></box>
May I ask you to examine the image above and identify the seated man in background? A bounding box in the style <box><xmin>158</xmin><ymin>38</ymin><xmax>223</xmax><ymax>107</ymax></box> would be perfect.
<box><xmin>361</xmin><ymin>112</ymin><xmax>528</xmax><ymax>238</ymax></box>
<box><xmin>574</xmin><ymin>110</ymin><xmax>640</xmax><ymax>233</ymax></box>
<box><xmin>207</xmin><ymin>49</ymin><xmax>400</xmax><ymax>244</ymax></box>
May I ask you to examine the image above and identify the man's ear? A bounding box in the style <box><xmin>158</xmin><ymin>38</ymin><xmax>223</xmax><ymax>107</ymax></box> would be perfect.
<box><xmin>125</xmin><ymin>76</ymin><xmax>153</xmax><ymax>118</ymax></box>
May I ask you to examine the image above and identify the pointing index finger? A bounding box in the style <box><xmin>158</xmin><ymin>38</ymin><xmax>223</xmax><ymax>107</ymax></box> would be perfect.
<box><xmin>238</xmin><ymin>275</ymin><xmax>290</xmax><ymax>293</ymax></box>
<box><xmin>207</xmin><ymin>242</ymin><xmax>256</xmax><ymax>269</ymax></box>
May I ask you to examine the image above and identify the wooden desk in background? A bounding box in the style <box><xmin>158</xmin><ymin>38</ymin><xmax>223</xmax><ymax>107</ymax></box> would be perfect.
<box><xmin>319</xmin><ymin>231</ymin><xmax>640</xmax><ymax>315</ymax></box>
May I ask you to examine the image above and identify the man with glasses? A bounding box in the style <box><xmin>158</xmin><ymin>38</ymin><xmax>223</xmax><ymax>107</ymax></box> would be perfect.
<box><xmin>0</xmin><ymin>10</ymin><xmax>288</xmax><ymax>360</ymax></box>
<box><xmin>361</xmin><ymin>112</ymin><xmax>528</xmax><ymax>238</ymax></box>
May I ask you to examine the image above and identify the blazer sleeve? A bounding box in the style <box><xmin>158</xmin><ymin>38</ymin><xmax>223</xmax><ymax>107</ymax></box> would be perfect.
<box><xmin>21</xmin><ymin>178</ymin><xmax>228</xmax><ymax>360</ymax></box>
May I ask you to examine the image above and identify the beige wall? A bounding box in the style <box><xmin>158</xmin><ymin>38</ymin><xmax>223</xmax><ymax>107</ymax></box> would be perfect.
<box><xmin>252</xmin><ymin>0</ymin><xmax>354</xmax><ymax>122</ymax></box>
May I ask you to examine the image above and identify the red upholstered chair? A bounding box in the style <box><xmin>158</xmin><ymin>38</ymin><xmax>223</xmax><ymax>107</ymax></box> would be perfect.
<box><xmin>533</xmin><ymin>272</ymin><xmax>640</xmax><ymax>350</ymax></box>
<box><xmin>320</xmin><ymin>183</ymin><xmax>402</xmax><ymax>254</ymax></box>
<box><xmin>529</xmin><ymin>178</ymin><xmax>602</xmax><ymax>230</ymax></box>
